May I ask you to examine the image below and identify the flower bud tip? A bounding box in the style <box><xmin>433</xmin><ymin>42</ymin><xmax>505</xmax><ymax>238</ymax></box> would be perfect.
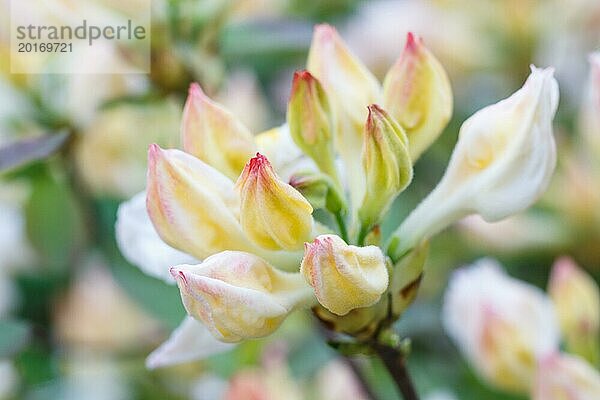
<box><xmin>291</xmin><ymin>70</ymin><xmax>316</xmax><ymax>96</ymax></box>
<box><xmin>405</xmin><ymin>32</ymin><xmax>419</xmax><ymax>52</ymax></box>
<box><xmin>247</xmin><ymin>152</ymin><xmax>270</xmax><ymax>172</ymax></box>
<box><xmin>314</xmin><ymin>24</ymin><xmax>336</xmax><ymax>41</ymax></box>
<box><xmin>148</xmin><ymin>143</ymin><xmax>162</xmax><ymax>161</ymax></box>
<box><xmin>188</xmin><ymin>82</ymin><xmax>204</xmax><ymax>98</ymax></box>
<box><xmin>169</xmin><ymin>267</ymin><xmax>187</xmax><ymax>284</ymax></box>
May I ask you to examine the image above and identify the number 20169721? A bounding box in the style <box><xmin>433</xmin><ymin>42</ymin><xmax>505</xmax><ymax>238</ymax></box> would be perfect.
<box><xmin>17</xmin><ymin>42</ymin><xmax>73</xmax><ymax>52</ymax></box>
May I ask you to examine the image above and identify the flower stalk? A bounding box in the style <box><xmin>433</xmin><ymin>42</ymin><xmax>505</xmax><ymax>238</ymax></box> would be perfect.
<box><xmin>372</xmin><ymin>337</ymin><xmax>419</xmax><ymax>400</ymax></box>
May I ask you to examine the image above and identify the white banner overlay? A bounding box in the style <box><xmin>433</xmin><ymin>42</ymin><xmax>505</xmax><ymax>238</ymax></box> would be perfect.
<box><xmin>10</xmin><ymin>0</ymin><xmax>151</xmax><ymax>74</ymax></box>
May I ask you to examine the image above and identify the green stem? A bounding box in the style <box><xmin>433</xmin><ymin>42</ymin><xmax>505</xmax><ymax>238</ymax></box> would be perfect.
<box><xmin>372</xmin><ymin>343</ymin><xmax>419</xmax><ymax>400</ymax></box>
<box><xmin>334</xmin><ymin>211</ymin><xmax>349</xmax><ymax>243</ymax></box>
<box><xmin>357</xmin><ymin>224</ymin><xmax>369</xmax><ymax>246</ymax></box>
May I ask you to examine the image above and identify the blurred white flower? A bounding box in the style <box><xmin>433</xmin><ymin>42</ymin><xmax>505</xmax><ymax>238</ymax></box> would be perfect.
<box><xmin>75</xmin><ymin>101</ymin><xmax>180</xmax><ymax>198</ymax></box>
<box><xmin>0</xmin><ymin>77</ymin><xmax>37</xmax><ymax>141</ymax></box>
<box><xmin>190</xmin><ymin>373</ymin><xmax>228</xmax><ymax>400</ymax></box>
<box><xmin>533</xmin><ymin>353</ymin><xmax>600</xmax><ymax>400</ymax></box>
<box><xmin>61</xmin><ymin>350</ymin><xmax>131</xmax><ymax>400</ymax></box>
<box><xmin>223</xmin><ymin>343</ymin><xmax>304</xmax><ymax>400</ymax></box>
<box><xmin>423</xmin><ymin>390</ymin><xmax>458</xmax><ymax>400</ymax></box>
<box><xmin>442</xmin><ymin>259</ymin><xmax>560</xmax><ymax>393</ymax></box>
<box><xmin>0</xmin><ymin>183</ymin><xmax>36</xmax><ymax>318</ymax></box>
<box><xmin>343</xmin><ymin>0</ymin><xmax>495</xmax><ymax>78</ymax></box>
<box><xmin>315</xmin><ymin>360</ymin><xmax>369</xmax><ymax>400</ymax></box>
<box><xmin>0</xmin><ymin>183</ymin><xmax>36</xmax><ymax>272</ymax></box>
<box><xmin>54</xmin><ymin>257</ymin><xmax>161</xmax><ymax>351</ymax></box>
<box><xmin>0</xmin><ymin>360</ymin><xmax>18</xmax><ymax>400</ymax></box>
<box><xmin>215</xmin><ymin>69</ymin><xmax>271</xmax><ymax>134</ymax></box>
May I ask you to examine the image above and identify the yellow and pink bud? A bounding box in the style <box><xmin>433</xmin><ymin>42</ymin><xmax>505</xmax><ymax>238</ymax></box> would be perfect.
<box><xmin>548</xmin><ymin>257</ymin><xmax>600</xmax><ymax>365</ymax></box>
<box><xmin>382</xmin><ymin>33</ymin><xmax>453</xmax><ymax>161</ymax></box>
<box><xmin>301</xmin><ymin>234</ymin><xmax>388</xmax><ymax>316</ymax></box>
<box><xmin>171</xmin><ymin>251</ymin><xmax>314</xmax><ymax>343</ymax></box>
<box><xmin>181</xmin><ymin>83</ymin><xmax>256</xmax><ymax>180</ymax></box>
<box><xmin>236</xmin><ymin>153</ymin><xmax>314</xmax><ymax>251</ymax></box>
<box><xmin>359</xmin><ymin>104</ymin><xmax>412</xmax><ymax>231</ymax></box>
<box><xmin>146</xmin><ymin>144</ymin><xmax>254</xmax><ymax>260</ymax></box>
<box><xmin>287</xmin><ymin>70</ymin><xmax>339</xmax><ymax>182</ymax></box>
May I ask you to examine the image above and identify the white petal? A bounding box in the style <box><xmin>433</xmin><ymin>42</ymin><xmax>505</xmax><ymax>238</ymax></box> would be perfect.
<box><xmin>115</xmin><ymin>191</ymin><xmax>197</xmax><ymax>283</ymax></box>
<box><xmin>146</xmin><ymin>317</ymin><xmax>235</xmax><ymax>369</ymax></box>
<box><xmin>255</xmin><ymin>124</ymin><xmax>318</xmax><ymax>182</ymax></box>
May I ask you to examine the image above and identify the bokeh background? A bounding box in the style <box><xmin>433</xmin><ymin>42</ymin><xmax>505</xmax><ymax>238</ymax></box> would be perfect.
<box><xmin>0</xmin><ymin>0</ymin><xmax>599</xmax><ymax>399</ymax></box>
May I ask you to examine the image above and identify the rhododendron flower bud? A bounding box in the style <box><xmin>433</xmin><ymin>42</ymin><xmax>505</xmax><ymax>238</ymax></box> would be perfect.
<box><xmin>181</xmin><ymin>83</ymin><xmax>256</xmax><ymax>180</ymax></box>
<box><xmin>390</xmin><ymin>66</ymin><xmax>558</xmax><ymax>260</ymax></box>
<box><xmin>307</xmin><ymin>24</ymin><xmax>380</xmax><ymax>130</ymax></box>
<box><xmin>146</xmin><ymin>145</ymin><xmax>255</xmax><ymax>260</ymax></box>
<box><xmin>287</xmin><ymin>70</ymin><xmax>338</xmax><ymax>182</ymax></box>
<box><xmin>236</xmin><ymin>153</ymin><xmax>314</xmax><ymax>251</ymax></box>
<box><xmin>359</xmin><ymin>104</ymin><xmax>412</xmax><ymax>231</ymax></box>
<box><xmin>443</xmin><ymin>259</ymin><xmax>559</xmax><ymax>393</ymax></box>
<box><xmin>171</xmin><ymin>251</ymin><xmax>314</xmax><ymax>342</ymax></box>
<box><xmin>548</xmin><ymin>257</ymin><xmax>600</xmax><ymax>365</ymax></box>
<box><xmin>307</xmin><ymin>24</ymin><xmax>381</xmax><ymax>213</ymax></box>
<box><xmin>383</xmin><ymin>33</ymin><xmax>453</xmax><ymax>161</ymax></box>
<box><xmin>301</xmin><ymin>234</ymin><xmax>388</xmax><ymax>316</ymax></box>
<box><xmin>533</xmin><ymin>353</ymin><xmax>600</xmax><ymax>400</ymax></box>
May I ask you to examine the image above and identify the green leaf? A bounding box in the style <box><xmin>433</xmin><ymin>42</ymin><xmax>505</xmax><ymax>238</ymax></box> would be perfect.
<box><xmin>0</xmin><ymin>132</ymin><xmax>69</xmax><ymax>173</ymax></box>
<box><xmin>25</xmin><ymin>169</ymin><xmax>86</xmax><ymax>270</ymax></box>
<box><xmin>220</xmin><ymin>20</ymin><xmax>311</xmax><ymax>80</ymax></box>
<box><xmin>0</xmin><ymin>319</ymin><xmax>31</xmax><ymax>358</ymax></box>
<box><xmin>109</xmin><ymin>256</ymin><xmax>185</xmax><ymax>330</ymax></box>
<box><xmin>288</xmin><ymin>333</ymin><xmax>335</xmax><ymax>378</ymax></box>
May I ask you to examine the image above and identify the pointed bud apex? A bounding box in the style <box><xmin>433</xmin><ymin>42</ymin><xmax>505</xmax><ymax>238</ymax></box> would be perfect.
<box><xmin>146</xmin><ymin>145</ymin><xmax>255</xmax><ymax>259</ymax></box>
<box><xmin>287</xmin><ymin>70</ymin><xmax>339</xmax><ymax>181</ymax></box>
<box><xmin>359</xmin><ymin>105</ymin><xmax>413</xmax><ymax>230</ymax></box>
<box><xmin>181</xmin><ymin>83</ymin><xmax>257</xmax><ymax>180</ymax></box>
<box><xmin>301</xmin><ymin>234</ymin><xmax>388</xmax><ymax>316</ymax></box>
<box><xmin>548</xmin><ymin>257</ymin><xmax>600</xmax><ymax>365</ymax></box>
<box><xmin>533</xmin><ymin>353</ymin><xmax>600</xmax><ymax>400</ymax></box>
<box><xmin>236</xmin><ymin>153</ymin><xmax>314</xmax><ymax>251</ymax></box>
<box><xmin>307</xmin><ymin>25</ymin><xmax>381</xmax><ymax>121</ymax></box>
<box><xmin>443</xmin><ymin>260</ymin><xmax>560</xmax><ymax>393</ymax></box>
<box><xmin>171</xmin><ymin>251</ymin><xmax>314</xmax><ymax>342</ymax></box>
<box><xmin>307</xmin><ymin>24</ymin><xmax>381</xmax><ymax>217</ymax></box>
<box><xmin>289</xmin><ymin>170</ymin><xmax>346</xmax><ymax>213</ymax></box>
<box><xmin>390</xmin><ymin>67</ymin><xmax>558</xmax><ymax>260</ymax></box>
<box><xmin>383</xmin><ymin>33</ymin><xmax>453</xmax><ymax>160</ymax></box>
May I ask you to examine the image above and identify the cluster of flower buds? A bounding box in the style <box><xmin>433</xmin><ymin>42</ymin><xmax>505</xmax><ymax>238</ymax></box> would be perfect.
<box><xmin>443</xmin><ymin>258</ymin><xmax>600</xmax><ymax>398</ymax></box>
<box><xmin>116</xmin><ymin>24</ymin><xmax>559</xmax><ymax>368</ymax></box>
